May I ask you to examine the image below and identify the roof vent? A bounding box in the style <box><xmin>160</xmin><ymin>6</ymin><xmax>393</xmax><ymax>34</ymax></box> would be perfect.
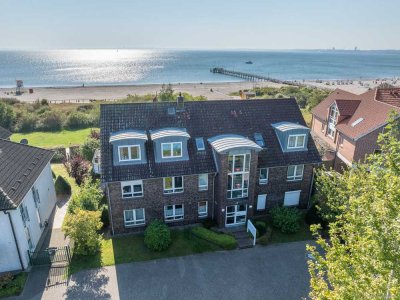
<box><xmin>351</xmin><ymin>117</ymin><xmax>364</xmax><ymax>127</ymax></box>
<box><xmin>167</xmin><ymin>107</ymin><xmax>176</xmax><ymax>115</ymax></box>
<box><xmin>254</xmin><ymin>133</ymin><xmax>265</xmax><ymax>147</ymax></box>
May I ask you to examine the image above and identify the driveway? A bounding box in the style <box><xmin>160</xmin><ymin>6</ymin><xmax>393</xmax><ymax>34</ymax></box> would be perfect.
<box><xmin>16</xmin><ymin>240</ymin><xmax>311</xmax><ymax>300</ymax></box>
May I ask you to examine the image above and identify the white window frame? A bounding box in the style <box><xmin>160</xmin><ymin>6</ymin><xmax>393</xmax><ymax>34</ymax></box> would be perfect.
<box><xmin>287</xmin><ymin>134</ymin><xmax>306</xmax><ymax>149</ymax></box>
<box><xmin>121</xmin><ymin>180</ymin><xmax>143</xmax><ymax>198</ymax></box>
<box><xmin>259</xmin><ymin>168</ymin><xmax>269</xmax><ymax>184</ymax></box>
<box><xmin>164</xmin><ymin>204</ymin><xmax>184</xmax><ymax>221</ymax></box>
<box><xmin>163</xmin><ymin>176</ymin><xmax>184</xmax><ymax>194</ymax></box>
<box><xmin>287</xmin><ymin>165</ymin><xmax>304</xmax><ymax>181</ymax></box>
<box><xmin>327</xmin><ymin>104</ymin><xmax>339</xmax><ymax>138</ymax></box>
<box><xmin>118</xmin><ymin>145</ymin><xmax>141</xmax><ymax>162</ymax></box>
<box><xmin>161</xmin><ymin>142</ymin><xmax>183</xmax><ymax>159</ymax></box>
<box><xmin>227</xmin><ymin>153</ymin><xmax>250</xmax><ymax>199</ymax></box>
<box><xmin>198</xmin><ymin>174</ymin><xmax>208</xmax><ymax>191</ymax></box>
<box><xmin>198</xmin><ymin>201</ymin><xmax>208</xmax><ymax>218</ymax></box>
<box><xmin>124</xmin><ymin>208</ymin><xmax>146</xmax><ymax>227</ymax></box>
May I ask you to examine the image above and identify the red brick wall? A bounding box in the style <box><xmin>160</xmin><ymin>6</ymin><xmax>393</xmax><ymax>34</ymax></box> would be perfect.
<box><xmin>353</xmin><ymin>126</ymin><xmax>383</xmax><ymax>163</ymax></box>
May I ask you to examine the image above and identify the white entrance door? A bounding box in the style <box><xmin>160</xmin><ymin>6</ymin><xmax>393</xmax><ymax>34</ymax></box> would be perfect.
<box><xmin>284</xmin><ymin>190</ymin><xmax>301</xmax><ymax>206</ymax></box>
<box><xmin>257</xmin><ymin>194</ymin><xmax>267</xmax><ymax>210</ymax></box>
<box><xmin>226</xmin><ymin>204</ymin><xmax>247</xmax><ymax>226</ymax></box>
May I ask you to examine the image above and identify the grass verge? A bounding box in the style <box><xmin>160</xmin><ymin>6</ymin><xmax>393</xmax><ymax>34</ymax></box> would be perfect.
<box><xmin>0</xmin><ymin>272</ymin><xmax>28</xmax><ymax>298</ymax></box>
<box><xmin>69</xmin><ymin>228</ymin><xmax>221</xmax><ymax>275</ymax></box>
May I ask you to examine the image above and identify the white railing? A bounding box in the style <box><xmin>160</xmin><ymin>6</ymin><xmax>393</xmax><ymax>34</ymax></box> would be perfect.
<box><xmin>247</xmin><ymin>219</ymin><xmax>256</xmax><ymax>246</ymax></box>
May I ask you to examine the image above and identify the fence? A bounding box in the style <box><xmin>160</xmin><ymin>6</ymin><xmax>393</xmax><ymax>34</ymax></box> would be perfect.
<box><xmin>28</xmin><ymin>246</ymin><xmax>71</xmax><ymax>266</ymax></box>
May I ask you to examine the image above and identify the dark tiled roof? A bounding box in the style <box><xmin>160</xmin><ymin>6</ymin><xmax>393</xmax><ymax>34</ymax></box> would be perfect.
<box><xmin>0</xmin><ymin>126</ymin><xmax>12</xmax><ymax>140</ymax></box>
<box><xmin>100</xmin><ymin>99</ymin><xmax>321</xmax><ymax>182</ymax></box>
<box><xmin>0</xmin><ymin>139</ymin><xmax>54</xmax><ymax>210</ymax></box>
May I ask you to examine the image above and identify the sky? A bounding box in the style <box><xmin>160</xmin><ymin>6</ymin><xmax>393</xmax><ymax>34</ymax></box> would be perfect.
<box><xmin>0</xmin><ymin>0</ymin><xmax>399</xmax><ymax>50</ymax></box>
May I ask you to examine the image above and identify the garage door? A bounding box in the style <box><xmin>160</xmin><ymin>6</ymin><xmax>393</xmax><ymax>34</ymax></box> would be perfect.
<box><xmin>284</xmin><ymin>191</ymin><xmax>301</xmax><ymax>206</ymax></box>
<box><xmin>257</xmin><ymin>194</ymin><xmax>266</xmax><ymax>210</ymax></box>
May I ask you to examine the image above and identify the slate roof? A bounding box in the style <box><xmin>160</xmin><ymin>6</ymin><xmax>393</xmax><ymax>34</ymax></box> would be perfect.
<box><xmin>312</xmin><ymin>88</ymin><xmax>400</xmax><ymax>140</ymax></box>
<box><xmin>0</xmin><ymin>126</ymin><xmax>12</xmax><ymax>140</ymax></box>
<box><xmin>0</xmin><ymin>139</ymin><xmax>54</xmax><ymax>210</ymax></box>
<box><xmin>100</xmin><ymin>99</ymin><xmax>321</xmax><ymax>182</ymax></box>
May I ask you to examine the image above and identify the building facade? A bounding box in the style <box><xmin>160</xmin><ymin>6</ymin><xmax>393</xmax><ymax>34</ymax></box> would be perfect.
<box><xmin>100</xmin><ymin>98</ymin><xmax>321</xmax><ymax>235</ymax></box>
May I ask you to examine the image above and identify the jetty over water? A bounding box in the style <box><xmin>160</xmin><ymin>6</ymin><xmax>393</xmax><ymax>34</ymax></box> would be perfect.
<box><xmin>210</xmin><ymin>67</ymin><xmax>303</xmax><ymax>86</ymax></box>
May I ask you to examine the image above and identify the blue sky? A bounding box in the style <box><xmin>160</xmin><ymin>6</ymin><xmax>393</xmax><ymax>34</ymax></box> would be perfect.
<box><xmin>0</xmin><ymin>0</ymin><xmax>399</xmax><ymax>50</ymax></box>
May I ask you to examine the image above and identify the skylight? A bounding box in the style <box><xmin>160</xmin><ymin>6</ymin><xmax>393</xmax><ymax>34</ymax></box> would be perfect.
<box><xmin>351</xmin><ymin>117</ymin><xmax>364</xmax><ymax>127</ymax></box>
<box><xmin>254</xmin><ymin>133</ymin><xmax>265</xmax><ymax>147</ymax></box>
<box><xmin>195</xmin><ymin>138</ymin><xmax>205</xmax><ymax>151</ymax></box>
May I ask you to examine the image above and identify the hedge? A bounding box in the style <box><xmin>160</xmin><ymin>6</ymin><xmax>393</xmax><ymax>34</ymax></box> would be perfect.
<box><xmin>55</xmin><ymin>175</ymin><xmax>72</xmax><ymax>194</ymax></box>
<box><xmin>191</xmin><ymin>227</ymin><xmax>237</xmax><ymax>250</ymax></box>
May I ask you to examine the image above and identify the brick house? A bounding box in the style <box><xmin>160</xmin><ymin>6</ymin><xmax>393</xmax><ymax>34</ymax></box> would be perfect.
<box><xmin>100</xmin><ymin>97</ymin><xmax>321</xmax><ymax>234</ymax></box>
<box><xmin>311</xmin><ymin>88</ymin><xmax>400</xmax><ymax>169</ymax></box>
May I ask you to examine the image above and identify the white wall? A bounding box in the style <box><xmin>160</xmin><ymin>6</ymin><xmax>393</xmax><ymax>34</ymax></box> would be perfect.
<box><xmin>0</xmin><ymin>213</ymin><xmax>22</xmax><ymax>272</ymax></box>
<box><xmin>0</xmin><ymin>162</ymin><xmax>56</xmax><ymax>272</ymax></box>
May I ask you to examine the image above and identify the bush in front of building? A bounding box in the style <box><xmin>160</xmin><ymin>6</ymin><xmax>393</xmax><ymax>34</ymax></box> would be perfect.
<box><xmin>257</xmin><ymin>226</ymin><xmax>273</xmax><ymax>246</ymax></box>
<box><xmin>144</xmin><ymin>220</ymin><xmax>172</xmax><ymax>251</ymax></box>
<box><xmin>271</xmin><ymin>206</ymin><xmax>302</xmax><ymax>233</ymax></box>
<box><xmin>254</xmin><ymin>221</ymin><xmax>267</xmax><ymax>236</ymax></box>
<box><xmin>191</xmin><ymin>226</ymin><xmax>237</xmax><ymax>250</ymax></box>
<box><xmin>80</xmin><ymin>137</ymin><xmax>100</xmax><ymax>161</ymax></box>
<box><xmin>54</xmin><ymin>175</ymin><xmax>72</xmax><ymax>195</ymax></box>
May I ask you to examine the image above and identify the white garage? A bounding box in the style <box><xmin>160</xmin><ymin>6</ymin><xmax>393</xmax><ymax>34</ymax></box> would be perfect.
<box><xmin>283</xmin><ymin>190</ymin><xmax>301</xmax><ymax>206</ymax></box>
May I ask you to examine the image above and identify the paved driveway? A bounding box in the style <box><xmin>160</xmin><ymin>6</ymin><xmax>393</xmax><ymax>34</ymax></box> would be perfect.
<box><xmin>18</xmin><ymin>241</ymin><xmax>311</xmax><ymax>300</ymax></box>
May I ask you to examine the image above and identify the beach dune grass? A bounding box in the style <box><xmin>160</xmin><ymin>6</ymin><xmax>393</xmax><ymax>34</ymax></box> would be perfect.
<box><xmin>11</xmin><ymin>128</ymin><xmax>98</xmax><ymax>148</ymax></box>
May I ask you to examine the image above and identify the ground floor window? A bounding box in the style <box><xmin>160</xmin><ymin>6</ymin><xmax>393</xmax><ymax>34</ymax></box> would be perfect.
<box><xmin>198</xmin><ymin>201</ymin><xmax>208</xmax><ymax>218</ymax></box>
<box><xmin>225</xmin><ymin>204</ymin><xmax>247</xmax><ymax>226</ymax></box>
<box><xmin>164</xmin><ymin>204</ymin><xmax>184</xmax><ymax>221</ymax></box>
<box><xmin>124</xmin><ymin>208</ymin><xmax>145</xmax><ymax>227</ymax></box>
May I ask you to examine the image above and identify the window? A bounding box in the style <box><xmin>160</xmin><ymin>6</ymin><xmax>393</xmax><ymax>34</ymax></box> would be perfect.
<box><xmin>195</xmin><ymin>138</ymin><xmax>205</xmax><ymax>151</ymax></box>
<box><xmin>287</xmin><ymin>134</ymin><xmax>306</xmax><ymax>149</ymax></box>
<box><xmin>163</xmin><ymin>176</ymin><xmax>184</xmax><ymax>194</ymax></box>
<box><xmin>19</xmin><ymin>205</ymin><xmax>30</xmax><ymax>226</ymax></box>
<box><xmin>198</xmin><ymin>174</ymin><xmax>208</xmax><ymax>191</ymax></box>
<box><xmin>259</xmin><ymin>168</ymin><xmax>269</xmax><ymax>184</ymax></box>
<box><xmin>287</xmin><ymin>165</ymin><xmax>304</xmax><ymax>181</ymax></box>
<box><xmin>161</xmin><ymin>142</ymin><xmax>182</xmax><ymax>158</ymax></box>
<box><xmin>198</xmin><ymin>201</ymin><xmax>208</xmax><ymax>218</ymax></box>
<box><xmin>124</xmin><ymin>208</ymin><xmax>145</xmax><ymax>227</ymax></box>
<box><xmin>121</xmin><ymin>180</ymin><xmax>143</xmax><ymax>198</ymax></box>
<box><xmin>227</xmin><ymin>154</ymin><xmax>250</xmax><ymax>199</ymax></box>
<box><xmin>164</xmin><ymin>204</ymin><xmax>184</xmax><ymax>221</ymax></box>
<box><xmin>32</xmin><ymin>186</ymin><xmax>40</xmax><ymax>207</ymax></box>
<box><xmin>118</xmin><ymin>145</ymin><xmax>140</xmax><ymax>161</ymax></box>
<box><xmin>327</xmin><ymin>104</ymin><xmax>339</xmax><ymax>138</ymax></box>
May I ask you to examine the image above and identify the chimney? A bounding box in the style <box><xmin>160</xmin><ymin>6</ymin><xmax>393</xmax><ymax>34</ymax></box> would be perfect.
<box><xmin>177</xmin><ymin>92</ymin><xmax>184</xmax><ymax>111</ymax></box>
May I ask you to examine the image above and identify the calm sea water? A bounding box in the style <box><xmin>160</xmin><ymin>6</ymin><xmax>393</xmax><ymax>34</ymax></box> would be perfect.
<box><xmin>0</xmin><ymin>49</ymin><xmax>399</xmax><ymax>87</ymax></box>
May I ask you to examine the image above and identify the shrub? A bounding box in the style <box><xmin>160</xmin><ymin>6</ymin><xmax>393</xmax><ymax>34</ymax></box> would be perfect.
<box><xmin>254</xmin><ymin>221</ymin><xmax>267</xmax><ymax>236</ymax></box>
<box><xmin>0</xmin><ymin>273</ymin><xmax>13</xmax><ymax>289</ymax></box>
<box><xmin>201</xmin><ymin>218</ymin><xmax>217</xmax><ymax>229</ymax></box>
<box><xmin>65</xmin><ymin>111</ymin><xmax>94</xmax><ymax>129</ymax></box>
<box><xmin>38</xmin><ymin>110</ymin><xmax>63</xmax><ymax>131</ymax></box>
<box><xmin>271</xmin><ymin>206</ymin><xmax>302</xmax><ymax>233</ymax></box>
<box><xmin>0</xmin><ymin>101</ymin><xmax>15</xmax><ymax>129</ymax></box>
<box><xmin>89</xmin><ymin>129</ymin><xmax>100</xmax><ymax>140</ymax></box>
<box><xmin>144</xmin><ymin>220</ymin><xmax>172</xmax><ymax>251</ymax></box>
<box><xmin>63</xmin><ymin>155</ymin><xmax>90</xmax><ymax>185</ymax></box>
<box><xmin>305</xmin><ymin>204</ymin><xmax>326</xmax><ymax>227</ymax></box>
<box><xmin>55</xmin><ymin>176</ymin><xmax>71</xmax><ymax>195</ymax></box>
<box><xmin>191</xmin><ymin>226</ymin><xmax>237</xmax><ymax>250</ymax></box>
<box><xmin>257</xmin><ymin>226</ymin><xmax>273</xmax><ymax>246</ymax></box>
<box><xmin>63</xmin><ymin>209</ymin><xmax>102</xmax><ymax>255</ymax></box>
<box><xmin>100</xmin><ymin>205</ymin><xmax>110</xmax><ymax>229</ymax></box>
<box><xmin>80</xmin><ymin>138</ymin><xmax>100</xmax><ymax>161</ymax></box>
<box><xmin>67</xmin><ymin>180</ymin><xmax>103</xmax><ymax>213</ymax></box>
<box><xmin>15</xmin><ymin>112</ymin><xmax>37</xmax><ymax>132</ymax></box>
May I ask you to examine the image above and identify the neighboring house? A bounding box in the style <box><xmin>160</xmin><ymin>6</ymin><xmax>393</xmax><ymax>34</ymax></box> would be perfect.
<box><xmin>0</xmin><ymin>126</ymin><xmax>12</xmax><ymax>140</ymax></box>
<box><xmin>0</xmin><ymin>139</ymin><xmax>56</xmax><ymax>272</ymax></box>
<box><xmin>311</xmin><ymin>88</ymin><xmax>400</xmax><ymax>169</ymax></box>
<box><xmin>100</xmin><ymin>97</ymin><xmax>321</xmax><ymax>235</ymax></box>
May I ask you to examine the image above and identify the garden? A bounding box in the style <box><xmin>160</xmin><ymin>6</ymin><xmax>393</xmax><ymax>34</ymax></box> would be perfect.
<box><xmin>0</xmin><ymin>272</ymin><xmax>28</xmax><ymax>298</ymax></box>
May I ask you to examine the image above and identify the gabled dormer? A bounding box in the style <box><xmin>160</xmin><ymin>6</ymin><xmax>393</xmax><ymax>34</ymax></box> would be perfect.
<box><xmin>272</xmin><ymin>122</ymin><xmax>310</xmax><ymax>152</ymax></box>
<box><xmin>110</xmin><ymin>130</ymin><xmax>148</xmax><ymax>166</ymax></box>
<box><xmin>150</xmin><ymin>128</ymin><xmax>190</xmax><ymax>163</ymax></box>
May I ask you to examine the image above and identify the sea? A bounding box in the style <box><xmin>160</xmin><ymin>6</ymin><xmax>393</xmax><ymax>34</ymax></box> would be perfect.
<box><xmin>0</xmin><ymin>49</ymin><xmax>399</xmax><ymax>88</ymax></box>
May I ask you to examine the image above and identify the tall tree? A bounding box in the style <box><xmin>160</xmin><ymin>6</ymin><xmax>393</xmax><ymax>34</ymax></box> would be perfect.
<box><xmin>307</xmin><ymin>112</ymin><xmax>400</xmax><ymax>299</ymax></box>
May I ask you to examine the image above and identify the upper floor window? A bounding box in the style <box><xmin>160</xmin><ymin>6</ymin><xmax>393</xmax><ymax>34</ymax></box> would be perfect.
<box><xmin>121</xmin><ymin>180</ymin><xmax>143</xmax><ymax>198</ymax></box>
<box><xmin>19</xmin><ymin>205</ymin><xmax>30</xmax><ymax>226</ymax></box>
<box><xmin>118</xmin><ymin>145</ymin><xmax>140</xmax><ymax>162</ymax></box>
<box><xmin>288</xmin><ymin>134</ymin><xmax>306</xmax><ymax>149</ymax></box>
<box><xmin>287</xmin><ymin>165</ymin><xmax>304</xmax><ymax>181</ymax></box>
<box><xmin>259</xmin><ymin>168</ymin><xmax>269</xmax><ymax>184</ymax></box>
<box><xmin>227</xmin><ymin>154</ymin><xmax>250</xmax><ymax>199</ymax></box>
<box><xmin>162</xmin><ymin>142</ymin><xmax>182</xmax><ymax>158</ymax></box>
<box><xmin>327</xmin><ymin>104</ymin><xmax>339</xmax><ymax>138</ymax></box>
<box><xmin>163</xmin><ymin>176</ymin><xmax>184</xmax><ymax>194</ymax></box>
<box><xmin>198</xmin><ymin>174</ymin><xmax>208</xmax><ymax>191</ymax></box>
<box><xmin>32</xmin><ymin>186</ymin><xmax>40</xmax><ymax>207</ymax></box>
<box><xmin>124</xmin><ymin>208</ymin><xmax>145</xmax><ymax>227</ymax></box>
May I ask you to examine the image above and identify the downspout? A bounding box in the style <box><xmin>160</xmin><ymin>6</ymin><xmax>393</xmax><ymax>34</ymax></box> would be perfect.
<box><xmin>212</xmin><ymin>173</ymin><xmax>217</xmax><ymax>220</ymax></box>
<box><xmin>307</xmin><ymin>167</ymin><xmax>316</xmax><ymax>209</ymax></box>
<box><xmin>4</xmin><ymin>211</ymin><xmax>24</xmax><ymax>271</ymax></box>
<box><xmin>106</xmin><ymin>184</ymin><xmax>115</xmax><ymax>236</ymax></box>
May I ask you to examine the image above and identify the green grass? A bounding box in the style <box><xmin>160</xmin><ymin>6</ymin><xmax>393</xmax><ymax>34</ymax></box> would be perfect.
<box><xmin>0</xmin><ymin>272</ymin><xmax>28</xmax><ymax>298</ymax></box>
<box><xmin>51</xmin><ymin>163</ymin><xmax>79</xmax><ymax>194</ymax></box>
<box><xmin>69</xmin><ymin>228</ymin><xmax>221</xmax><ymax>274</ymax></box>
<box><xmin>301</xmin><ymin>109</ymin><xmax>312</xmax><ymax>127</ymax></box>
<box><xmin>11</xmin><ymin>127</ymin><xmax>98</xmax><ymax>148</ymax></box>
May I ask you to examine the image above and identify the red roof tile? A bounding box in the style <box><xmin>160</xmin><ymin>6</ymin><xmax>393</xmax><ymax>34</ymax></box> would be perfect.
<box><xmin>335</xmin><ymin>99</ymin><xmax>361</xmax><ymax>116</ymax></box>
<box><xmin>375</xmin><ymin>88</ymin><xmax>400</xmax><ymax>108</ymax></box>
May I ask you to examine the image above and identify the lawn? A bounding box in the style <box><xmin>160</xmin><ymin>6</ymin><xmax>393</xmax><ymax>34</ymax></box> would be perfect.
<box><xmin>11</xmin><ymin>127</ymin><xmax>98</xmax><ymax>148</ymax></box>
<box><xmin>51</xmin><ymin>163</ymin><xmax>79</xmax><ymax>193</ymax></box>
<box><xmin>0</xmin><ymin>272</ymin><xmax>28</xmax><ymax>298</ymax></box>
<box><xmin>69</xmin><ymin>228</ymin><xmax>222</xmax><ymax>274</ymax></box>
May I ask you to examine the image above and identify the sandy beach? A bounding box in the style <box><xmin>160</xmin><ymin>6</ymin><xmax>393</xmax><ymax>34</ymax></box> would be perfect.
<box><xmin>1</xmin><ymin>78</ymin><xmax>399</xmax><ymax>103</ymax></box>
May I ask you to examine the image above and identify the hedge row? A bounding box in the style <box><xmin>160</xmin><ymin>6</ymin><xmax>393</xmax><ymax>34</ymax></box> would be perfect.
<box><xmin>191</xmin><ymin>227</ymin><xmax>237</xmax><ymax>250</ymax></box>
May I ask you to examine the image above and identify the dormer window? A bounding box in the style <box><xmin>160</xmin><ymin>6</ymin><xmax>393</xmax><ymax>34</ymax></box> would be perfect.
<box><xmin>161</xmin><ymin>142</ymin><xmax>182</xmax><ymax>158</ymax></box>
<box><xmin>287</xmin><ymin>134</ymin><xmax>306</xmax><ymax>149</ymax></box>
<box><xmin>118</xmin><ymin>145</ymin><xmax>141</xmax><ymax>162</ymax></box>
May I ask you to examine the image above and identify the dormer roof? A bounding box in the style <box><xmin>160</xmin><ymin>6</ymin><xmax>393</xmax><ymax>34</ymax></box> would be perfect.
<box><xmin>208</xmin><ymin>134</ymin><xmax>262</xmax><ymax>153</ymax></box>
<box><xmin>109</xmin><ymin>130</ymin><xmax>148</xmax><ymax>142</ymax></box>
<box><xmin>272</xmin><ymin>122</ymin><xmax>309</xmax><ymax>132</ymax></box>
<box><xmin>150</xmin><ymin>128</ymin><xmax>190</xmax><ymax>140</ymax></box>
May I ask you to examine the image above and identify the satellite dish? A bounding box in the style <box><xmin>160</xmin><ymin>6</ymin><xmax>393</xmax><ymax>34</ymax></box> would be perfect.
<box><xmin>20</xmin><ymin>139</ymin><xmax>28</xmax><ymax>145</ymax></box>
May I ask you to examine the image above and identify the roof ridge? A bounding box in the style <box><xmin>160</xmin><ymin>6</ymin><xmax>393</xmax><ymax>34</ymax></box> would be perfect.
<box><xmin>0</xmin><ymin>187</ymin><xmax>16</xmax><ymax>210</ymax></box>
<box><xmin>0</xmin><ymin>138</ymin><xmax>54</xmax><ymax>154</ymax></box>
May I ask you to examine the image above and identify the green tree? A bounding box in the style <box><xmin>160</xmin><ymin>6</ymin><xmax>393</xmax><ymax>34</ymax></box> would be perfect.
<box><xmin>307</xmin><ymin>113</ymin><xmax>400</xmax><ymax>299</ymax></box>
<box><xmin>0</xmin><ymin>101</ymin><xmax>15</xmax><ymax>129</ymax></box>
<box><xmin>159</xmin><ymin>84</ymin><xmax>174</xmax><ymax>101</ymax></box>
<box><xmin>63</xmin><ymin>209</ymin><xmax>102</xmax><ymax>255</ymax></box>
<box><xmin>80</xmin><ymin>138</ymin><xmax>100</xmax><ymax>161</ymax></box>
<box><xmin>68</xmin><ymin>179</ymin><xmax>104</xmax><ymax>213</ymax></box>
